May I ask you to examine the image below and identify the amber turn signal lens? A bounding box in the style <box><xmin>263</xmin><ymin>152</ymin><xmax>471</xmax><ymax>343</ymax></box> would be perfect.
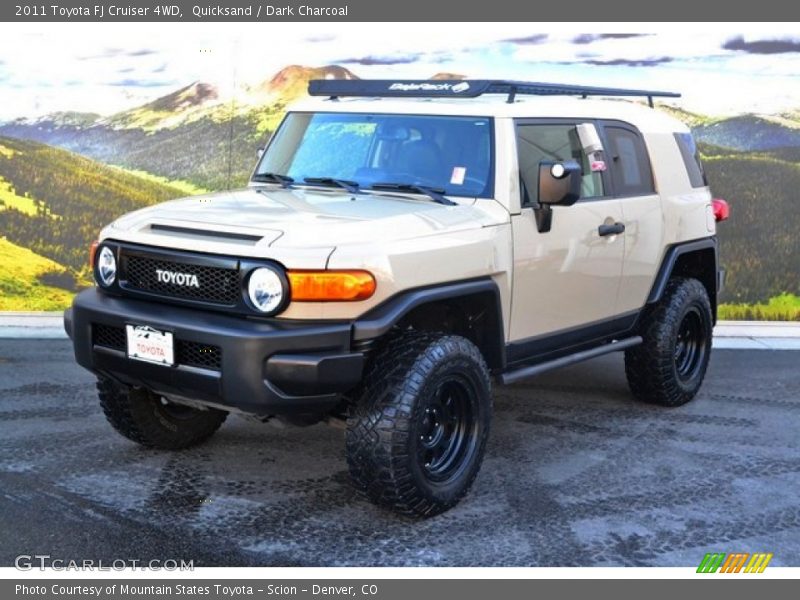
<box><xmin>287</xmin><ymin>270</ymin><xmax>376</xmax><ymax>302</ymax></box>
<box><xmin>89</xmin><ymin>240</ymin><xmax>99</xmax><ymax>268</ymax></box>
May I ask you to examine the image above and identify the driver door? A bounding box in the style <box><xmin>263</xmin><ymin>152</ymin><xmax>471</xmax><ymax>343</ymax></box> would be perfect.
<box><xmin>509</xmin><ymin>121</ymin><xmax>626</xmax><ymax>349</ymax></box>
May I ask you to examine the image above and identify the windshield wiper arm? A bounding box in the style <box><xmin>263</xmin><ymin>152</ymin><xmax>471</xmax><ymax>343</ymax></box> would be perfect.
<box><xmin>303</xmin><ymin>177</ymin><xmax>361</xmax><ymax>194</ymax></box>
<box><xmin>370</xmin><ymin>182</ymin><xmax>456</xmax><ymax>206</ymax></box>
<box><xmin>251</xmin><ymin>172</ymin><xmax>294</xmax><ymax>188</ymax></box>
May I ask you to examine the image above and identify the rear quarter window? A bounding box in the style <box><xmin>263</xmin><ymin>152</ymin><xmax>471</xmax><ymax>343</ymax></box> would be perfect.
<box><xmin>604</xmin><ymin>125</ymin><xmax>655</xmax><ymax>196</ymax></box>
<box><xmin>674</xmin><ymin>132</ymin><xmax>708</xmax><ymax>188</ymax></box>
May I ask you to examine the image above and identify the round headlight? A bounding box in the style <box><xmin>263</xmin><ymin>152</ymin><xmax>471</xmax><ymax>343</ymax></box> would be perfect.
<box><xmin>247</xmin><ymin>267</ymin><xmax>285</xmax><ymax>313</ymax></box>
<box><xmin>96</xmin><ymin>246</ymin><xmax>117</xmax><ymax>287</ymax></box>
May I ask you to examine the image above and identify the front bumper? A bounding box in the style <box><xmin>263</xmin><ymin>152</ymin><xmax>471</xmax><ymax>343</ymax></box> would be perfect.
<box><xmin>65</xmin><ymin>288</ymin><xmax>364</xmax><ymax>416</ymax></box>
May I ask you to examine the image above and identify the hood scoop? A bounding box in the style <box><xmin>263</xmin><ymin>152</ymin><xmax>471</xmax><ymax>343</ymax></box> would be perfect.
<box><xmin>147</xmin><ymin>223</ymin><xmax>269</xmax><ymax>245</ymax></box>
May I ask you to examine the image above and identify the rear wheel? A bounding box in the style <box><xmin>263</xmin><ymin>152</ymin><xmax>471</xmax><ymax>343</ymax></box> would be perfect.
<box><xmin>625</xmin><ymin>278</ymin><xmax>713</xmax><ymax>407</ymax></box>
<box><xmin>97</xmin><ymin>376</ymin><xmax>227</xmax><ymax>449</ymax></box>
<box><xmin>346</xmin><ymin>331</ymin><xmax>492</xmax><ymax>517</ymax></box>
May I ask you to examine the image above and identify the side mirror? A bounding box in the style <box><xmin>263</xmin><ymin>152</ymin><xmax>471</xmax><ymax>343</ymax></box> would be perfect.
<box><xmin>538</xmin><ymin>160</ymin><xmax>581</xmax><ymax>206</ymax></box>
<box><xmin>256</xmin><ymin>147</ymin><xmax>265</xmax><ymax>160</ymax></box>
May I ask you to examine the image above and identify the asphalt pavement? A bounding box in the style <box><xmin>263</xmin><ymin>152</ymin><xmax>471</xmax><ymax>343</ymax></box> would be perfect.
<box><xmin>1</xmin><ymin>339</ymin><xmax>798</xmax><ymax>567</ymax></box>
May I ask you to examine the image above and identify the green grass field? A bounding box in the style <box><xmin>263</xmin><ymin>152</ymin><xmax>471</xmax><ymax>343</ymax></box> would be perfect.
<box><xmin>0</xmin><ymin>135</ymin><xmax>189</xmax><ymax>277</ymax></box>
<box><xmin>0</xmin><ymin>238</ymin><xmax>75</xmax><ymax>311</ymax></box>
<box><xmin>0</xmin><ymin>175</ymin><xmax>47</xmax><ymax>217</ymax></box>
<box><xmin>108</xmin><ymin>165</ymin><xmax>208</xmax><ymax>196</ymax></box>
<box><xmin>719</xmin><ymin>293</ymin><xmax>800</xmax><ymax>321</ymax></box>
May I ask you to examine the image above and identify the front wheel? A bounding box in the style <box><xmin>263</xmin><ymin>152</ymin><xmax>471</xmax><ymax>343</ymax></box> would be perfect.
<box><xmin>97</xmin><ymin>377</ymin><xmax>227</xmax><ymax>449</ymax></box>
<box><xmin>346</xmin><ymin>331</ymin><xmax>492</xmax><ymax>517</ymax></box>
<box><xmin>625</xmin><ymin>277</ymin><xmax>713</xmax><ymax>407</ymax></box>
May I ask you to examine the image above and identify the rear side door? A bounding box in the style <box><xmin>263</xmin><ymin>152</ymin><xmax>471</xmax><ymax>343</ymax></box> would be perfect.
<box><xmin>509</xmin><ymin>121</ymin><xmax>626</xmax><ymax>346</ymax></box>
<box><xmin>599</xmin><ymin>121</ymin><xmax>664</xmax><ymax>314</ymax></box>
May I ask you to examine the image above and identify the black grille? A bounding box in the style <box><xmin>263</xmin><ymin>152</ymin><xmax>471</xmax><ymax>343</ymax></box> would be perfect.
<box><xmin>123</xmin><ymin>254</ymin><xmax>239</xmax><ymax>305</ymax></box>
<box><xmin>91</xmin><ymin>323</ymin><xmax>222</xmax><ymax>371</ymax></box>
<box><xmin>93</xmin><ymin>324</ymin><xmax>126</xmax><ymax>351</ymax></box>
<box><xmin>176</xmin><ymin>341</ymin><xmax>222</xmax><ymax>370</ymax></box>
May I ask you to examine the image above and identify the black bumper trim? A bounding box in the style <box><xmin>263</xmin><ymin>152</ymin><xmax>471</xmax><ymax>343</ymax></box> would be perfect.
<box><xmin>266</xmin><ymin>352</ymin><xmax>365</xmax><ymax>396</ymax></box>
<box><xmin>67</xmin><ymin>288</ymin><xmax>362</xmax><ymax>416</ymax></box>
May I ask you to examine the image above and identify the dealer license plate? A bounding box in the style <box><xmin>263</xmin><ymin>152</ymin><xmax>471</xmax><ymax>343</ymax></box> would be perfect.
<box><xmin>126</xmin><ymin>325</ymin><xmax>174</xmax><ymax>366</ymax></box>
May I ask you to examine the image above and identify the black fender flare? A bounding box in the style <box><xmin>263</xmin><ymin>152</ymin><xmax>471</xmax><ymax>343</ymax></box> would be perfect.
<box><xmin>353</xmin><ymin>278</ymin><xmax>503</xmax><ymax>340</ymax></box>
<box><xmin>647</xmin><ymin>237</ymin><xmax>719</xmax><ymax>304</ymax></box>
<box><xmin>352</xmin><ymin>278</ymin><xmax>506</xmax><ymax>369</ymax></box>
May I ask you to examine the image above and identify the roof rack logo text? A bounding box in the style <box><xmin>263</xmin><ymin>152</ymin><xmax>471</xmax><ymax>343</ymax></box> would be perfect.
<box><xmin>388</xmin><ymin>82</ymin><xmax>470</xmax><ymax>94</ymax></box>
<box><xmin>697</xmin><ymin>552</ymin><xmax>773</xmax><ymax>573</ymax></box>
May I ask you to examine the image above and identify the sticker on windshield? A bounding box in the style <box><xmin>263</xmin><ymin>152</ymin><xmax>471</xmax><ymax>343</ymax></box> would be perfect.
<box><xmin>450</xmin><ymin>167</ymin><xmax>466</xmax><ymax>185</ymax></box>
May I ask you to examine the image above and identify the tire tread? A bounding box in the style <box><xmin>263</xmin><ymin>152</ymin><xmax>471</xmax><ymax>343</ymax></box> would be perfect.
<box><xmin>97</xmin><ymin>377</ymin><xmax>227</xmax><ymax>450</ymax></box>
<box><xmin>625</xmin><ymin>277</ymin><xmax>712</xmax><ymax>407</ymax></box>
<box><xmin>346</xmin><ymin>330</ymin><xmax>491</xmax><ymax>517</ymax></box>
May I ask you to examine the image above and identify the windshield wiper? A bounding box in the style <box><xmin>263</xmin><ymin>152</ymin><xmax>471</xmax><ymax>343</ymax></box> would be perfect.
<box><xmin>303</xmin><ymin>177</ymin><xmax>361</xmax><ymax>194</ymax></box>
<box><xmin>371</xmin><ymin>182</ymin><xmax>456</xmax><ymax>206</ymax></box>
<box><xmin>251</xmin><ymin>172</ymin><xmax>294</xmax><ymax>188</ymax></box>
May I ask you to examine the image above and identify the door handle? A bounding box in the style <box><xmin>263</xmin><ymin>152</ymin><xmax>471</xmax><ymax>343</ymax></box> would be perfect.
<box><xmin>598</xmin><ymin>222</ymin><xmax>625</xmax><ymax>237</ymax></box>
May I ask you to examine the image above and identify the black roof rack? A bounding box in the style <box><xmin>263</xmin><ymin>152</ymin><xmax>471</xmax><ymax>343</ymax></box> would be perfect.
<box><xmin>308</xmin><ymin>79</ymin><xmax>680</xmax><ymax>108</ymax></box>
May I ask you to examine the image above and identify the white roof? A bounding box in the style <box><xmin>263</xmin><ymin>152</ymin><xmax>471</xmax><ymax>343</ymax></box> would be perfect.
<box><xmin>289</xmin><ymin>95</ymin><xmax>689</xmax><ymax>134</ymax></box>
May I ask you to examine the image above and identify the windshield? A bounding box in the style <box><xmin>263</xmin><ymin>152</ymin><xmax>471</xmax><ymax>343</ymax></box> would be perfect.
<box><xmin>254</xmin><ymin>112</ymin><xmax>494</xmax><ymax>198</ymax></box>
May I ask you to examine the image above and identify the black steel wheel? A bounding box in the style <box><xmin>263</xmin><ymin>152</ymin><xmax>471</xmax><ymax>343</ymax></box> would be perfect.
<box><xmin>417</xmin><ymin>377</ymin><xmax>479</xmax><ymax>483</ymax></box>
<box><xmin>674</xmin><ymin>307</ymin><xmax>709</xmax><ymax>383</ymax></box>
<box><xmin>347</xmin><ymin>331</ymin><xmax>492</xmax><ymax>517</ymax></box>
<box><xmin>625</xmin><ymin>277</ymin><xmax>713</xmax><ymax>407</ymax></box>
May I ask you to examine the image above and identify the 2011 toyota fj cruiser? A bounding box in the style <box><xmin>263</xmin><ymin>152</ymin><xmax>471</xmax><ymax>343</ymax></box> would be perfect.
<box><xmin>65</xmin><ymin>79</ymin><xmax>728</xmax><ymax>517</ymax></box>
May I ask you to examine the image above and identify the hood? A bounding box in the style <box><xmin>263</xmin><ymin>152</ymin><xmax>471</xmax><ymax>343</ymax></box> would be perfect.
<box><xmin>108</xmin><ymin>186</ymin><xmax>503</xmax><ymax>249</ymax></box>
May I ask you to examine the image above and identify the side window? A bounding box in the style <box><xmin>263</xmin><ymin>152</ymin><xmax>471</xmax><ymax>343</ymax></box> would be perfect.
<box><xmin>674</xmin><ymin>132</ymin><xmax>707</xmax><ymax>188</ymax></box>
<box><xmin>516</xmin><ymin>123</ymin><xmax>604</xmax><ymax>205</ymax></box>
<box><xmin>604</xmin><ymin>126</ymin><xmax>655</xmax><ymax>196</ymax></box>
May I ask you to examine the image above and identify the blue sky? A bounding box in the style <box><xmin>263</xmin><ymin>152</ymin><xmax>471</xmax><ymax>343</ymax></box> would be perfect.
<box><xmin>0</xmin><ymin>23</ymin><xmax>798</xmax><ymax>119</ymax></box>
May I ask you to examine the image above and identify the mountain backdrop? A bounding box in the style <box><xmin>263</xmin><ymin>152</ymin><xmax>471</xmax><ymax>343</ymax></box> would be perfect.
<box><xmin>0</xmin><ymin>65</ymin><xmax>798</xmax><ymax>317</ymax></box>
<box><xmin>0</xmin><ymin>65</ymin><xmax>356</xmax><ymax>191</ymax></box>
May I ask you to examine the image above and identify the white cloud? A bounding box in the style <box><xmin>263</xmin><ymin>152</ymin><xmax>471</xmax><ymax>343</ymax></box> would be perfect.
<box><xmin>0</xmin><ymin>23</ymin><xmax>798</xmax><ymax>120</ymax></box>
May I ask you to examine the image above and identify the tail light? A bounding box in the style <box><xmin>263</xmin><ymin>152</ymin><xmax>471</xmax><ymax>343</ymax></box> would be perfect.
<box><xmin>712</xmin><ymin>198</ymin><xmax>729</xmax><ymax>222</ymax></box>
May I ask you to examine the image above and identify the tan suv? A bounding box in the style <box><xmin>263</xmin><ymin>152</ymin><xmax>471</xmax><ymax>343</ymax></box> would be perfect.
<box><xmin>65</xmin><ymin>80</ymin><xmax>729</xmax><ymax>517</ymax></box>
